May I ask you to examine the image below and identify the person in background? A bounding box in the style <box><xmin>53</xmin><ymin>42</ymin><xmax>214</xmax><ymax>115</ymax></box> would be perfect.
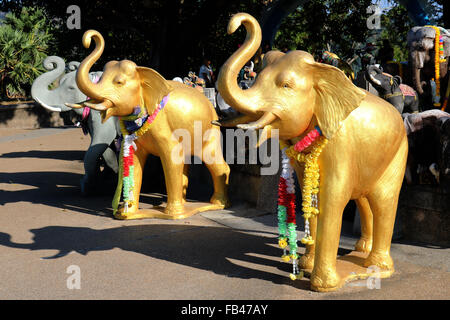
<box><xmin>199</xmin><ymin>58</ymin><xmax>215</xmax><ymax>88</ymax></box>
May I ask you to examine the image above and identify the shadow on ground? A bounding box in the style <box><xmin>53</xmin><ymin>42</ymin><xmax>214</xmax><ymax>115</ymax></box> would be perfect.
<box><xmin>0</xmin><ymin>223</ymin><xmax>311</xmax><ymax>290</ymax></box>
<box><xmin>0</xmin><ymin>150</ymin><xmax>85</xmax><ymax>161</ymax></box>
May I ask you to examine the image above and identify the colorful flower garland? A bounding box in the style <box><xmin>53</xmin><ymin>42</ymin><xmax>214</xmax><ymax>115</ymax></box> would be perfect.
<box><xmin>113</xmin><ymin>95</ymin><xmax>169</xmax><ymax>214</ymax></box>
<box><xmin>277</xmin><ymin>126</ymin><xmax>328</xmax><ymax>280</ymax></box>
<box><xmin>425</xmin><ymin>26</ymin><xmax>446</xmax><ymax>107</ymax></box>
<box><xmin>277</xmin><ymin>147</ymin><xmax>301</xmax><ymax>280</ymax></box>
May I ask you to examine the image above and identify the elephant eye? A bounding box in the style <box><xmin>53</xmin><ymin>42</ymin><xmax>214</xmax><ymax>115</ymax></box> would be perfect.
<box><xmin>114</xmin><ymin>77</ymin><xmax>126</xmax><ymax>86</ymax></box>
<box><xmin>281</xmin><ymin>80</ymin><xmax>294</xmax><ymax>89</ymax></box>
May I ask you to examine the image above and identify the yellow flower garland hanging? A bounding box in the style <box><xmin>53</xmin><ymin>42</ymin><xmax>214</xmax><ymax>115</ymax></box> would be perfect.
<box><xmin>425</xmin><ymin>26</ymin><xmax>446</xmax><ymax>107</ymax></box>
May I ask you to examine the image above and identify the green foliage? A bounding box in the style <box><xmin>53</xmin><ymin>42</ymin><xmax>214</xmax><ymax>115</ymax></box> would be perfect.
<box><xmin>379</xmin><ymin>2</ymin><xmax>414</xmax><ymax>63</ymax></box>
<box><xmin>274</xmin><ymin>0</ymin><xmax>373</xmax><ymax>60</ymax></box>
<box><xmin>1</xmin><ymin>0</ymin><xmax>269</xmax><ymax>80</ymax></box>
<box><xmin>273</xmin><ymin>0</ymin><xmax>442</xmax><ymax>72</ymax></box>
<box><xmin>0</xmin><ymin>6</ymin><xmax>53</xmax><ymax>99</ymax></box>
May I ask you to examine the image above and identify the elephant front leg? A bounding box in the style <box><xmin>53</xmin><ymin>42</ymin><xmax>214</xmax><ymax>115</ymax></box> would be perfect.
<box><xmin>81</xmin><ymin>143</ymin><xmax>110</xmax><ymax>195</ymax></box>
<box><xmin>310</xmin><ymin>182</ymin><xmax>350</xmax><ymax>292</ymax></box>
<box><xmin>114</xmin><ymin>147</ymin><xmax>148</xmax><ymax>219</ymax></box>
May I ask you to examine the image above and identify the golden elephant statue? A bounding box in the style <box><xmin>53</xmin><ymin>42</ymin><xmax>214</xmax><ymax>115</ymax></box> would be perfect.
<box><xmin>68</xmin><ymin>30</ymin><xmax>230</xmax><ymax>220</ymax></box>
<box><xmin>216</xmin><ymin>13</ymin><xmax>408</xmax><ymax>292</ymax></box>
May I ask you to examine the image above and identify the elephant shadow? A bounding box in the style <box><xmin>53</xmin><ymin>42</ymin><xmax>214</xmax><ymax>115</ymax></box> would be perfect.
<box><xmin>0</xmin><ymin>224</ymin><xmax>311</xmax><ymax>289</ymax></box>
<box><xmin>1</xmin><ymin>150</ymin><xmax>85</xmax><ymax>161</ymax></box>
<box><xmin>0</xmin><ymin>149</ymin><xmax>214</xmax><ymax>215</ymax></box>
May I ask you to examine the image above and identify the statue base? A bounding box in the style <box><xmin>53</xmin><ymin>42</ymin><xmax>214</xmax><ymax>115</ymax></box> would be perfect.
<box><xmin>113</xmin><ymin>201</ymin><xmax>225</xmax><ymax>220</ymax></box>
<box><xmin>302</xmin><ymin>251</ymin><xmax>394</xmax><ymax>292</ymax></box>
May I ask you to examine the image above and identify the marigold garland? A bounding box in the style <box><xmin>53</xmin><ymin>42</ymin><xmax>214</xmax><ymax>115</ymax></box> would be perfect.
<box><xmin>425</xmin><ymin>26</ymin><xmax>446</xmax><ymax>107</ymax></box>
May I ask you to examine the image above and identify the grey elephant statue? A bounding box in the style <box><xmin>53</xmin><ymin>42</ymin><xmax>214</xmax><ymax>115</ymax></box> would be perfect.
<box><xmin>365</xmin><ymin>65</ymin><xmax>419</xmax><ymax>114</ymax></box>
<box><xmin>407</xmin><ymin>26</ymin><xmax>450</xmax><ymax>108</ymax></box>
<box><xmin>31</xmin><ymin>56</ymin><xmax>120</xmax><ymax>195</ymax></box>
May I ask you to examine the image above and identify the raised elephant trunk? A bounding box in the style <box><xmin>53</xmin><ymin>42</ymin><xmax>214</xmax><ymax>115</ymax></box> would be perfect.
<box><xmin>31</xmin><ymin>56</ymin><xmax>67</xmax><ymax>112</ymax></box>
<box><xmin>413</xmin><ymin>66</ymin><xmax>424</xmax><ymax>95</ymax></box>
<box><xmin>365</xmin><ymin>65</ymin><xmax>382</xmax><ymax>87</ymax></box>
<box><xmin>217</xmin><ymin>13</ymin><xmax>262</xmax><ymax>116</ymax></box>
<box><xmin>76</xmin><ymin>30</ymin><xmax>105</xmax><ymax>101</ymax></box>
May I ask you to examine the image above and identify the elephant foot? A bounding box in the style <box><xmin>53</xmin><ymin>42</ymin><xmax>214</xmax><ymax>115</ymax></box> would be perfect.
<box><xmin>299</xmin><ymin>253</ymin><xmax>314</xmax><ymax>270</ymax></box>
<box><xmin>210</xmin><ymin>193</ymin><xmax>231</xmax><ymax>209</ymax></box>
<box><xmin>164</xmin><ymin>201</ymin><xmax>185</xmax><ymax>216</ymax></box>
<box><xmin>114</xmin><ymin>202</ymin><xmax>139</xmax><ymax>219</ymax></box>
<box><xmin>364</xmin><ymin>251</ymin><xmax>394</xmax><ymax>273</ymax></box>
<box><xmin>355</xmin><ymin>237</ymin><xmax>373</xmax><ymax>253</ymax></box>
<box><xmin>310</xmin><ymin>267</ymin><xmax>340</xmax><ymax>292</ymax></box>
<box><xmin>114</xmin><ymin>201</ymin><xmax>225</xmax><ymax>220</ymax></box>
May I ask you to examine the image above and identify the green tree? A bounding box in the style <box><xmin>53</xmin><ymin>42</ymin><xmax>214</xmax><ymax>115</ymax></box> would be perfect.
<box><xmin>274</xmin><ymin>0</ymin><xmax>373</xmax><ymax>59</ymax></box>
<box><xmin>0</xmin><ymin>6</ymin><xmax>53</xmax><ymax>99</ymax></box>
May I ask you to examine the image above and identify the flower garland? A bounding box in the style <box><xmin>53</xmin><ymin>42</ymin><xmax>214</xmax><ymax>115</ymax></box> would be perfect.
<box><xmin>425</xmin><ymin>26</ymin><xmax>446</xmax><ymax>107</ymax></box>
<box><xmin>277</xmin><ymin>146</ymin><xmax>301</xmax><ymax>280</ymax></box>
<box><xmin>277</xmin><ymin>126</ymin><xmax>327</xmax><ymax>280</ymax></box>
<box><xmin>113</xmin><ymin>95</ymin><xmax>169</xmax><ymax>214</ymax></box>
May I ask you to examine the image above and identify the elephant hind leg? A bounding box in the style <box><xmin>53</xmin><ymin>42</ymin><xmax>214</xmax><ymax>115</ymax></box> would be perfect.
<box><xmin>200</xmin><ymin>130</ymin><xmax>230</xmax><ymax>208</ymax></box>
<box><xmin>364</xmin><ymin>137</ymin><xmax>408</xmax><ymax>271</ymax></box>
<box><xmin>203</xmin><ymin>160</ymin><xmax>230</xmax><ymax>208</ymax></box>
<box><xmin>354</xmin><ymin>197</ymin><xmax>373</xmax><ymax>253</ymax></box>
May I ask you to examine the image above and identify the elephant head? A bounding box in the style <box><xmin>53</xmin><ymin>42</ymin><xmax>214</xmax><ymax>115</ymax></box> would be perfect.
<box><xmin>69</xmin><ymin>30</ymin><xmax>172</xmax><ymax>122</ymax></box>
<box><xmin>217</xmin><ymin>13</ymin><xmax>366</xmax><ymax>144</ymax></box>
<box><xmin>31</xmin><ymin>56</ymin><xmax>102</xmax><ymax>115</ymax></box>
<box><xmin>365</xmin><ymin>65</ymin><xmax>402</xmax><ymax>95</ymax></box>
<box><xmin>407</xmin><ymin>26</ymin><xmax>450</xmax><ymax>95</ymax></box>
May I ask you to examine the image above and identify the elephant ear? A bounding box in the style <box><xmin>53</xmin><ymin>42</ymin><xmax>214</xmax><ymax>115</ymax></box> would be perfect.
<box><xmin>137</xmin><ymin>67</ymin><xmax>173</xmax><ymax>111</ymax></box>
<box><xmin>393</xmin><ymin>75</ymin><xmax>402</xmax><ymax>88</ymax></box>
<box><xmin>309</xmin><ymin>62</ymin><xmax>366</xmax><ymax>140</ymax></box>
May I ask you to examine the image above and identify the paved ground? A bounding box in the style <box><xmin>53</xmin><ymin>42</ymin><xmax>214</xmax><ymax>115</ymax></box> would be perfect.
<box><xmin>0</xmin><ymin>127</ymin><xmax>449</xmax><ymax>300</ymax></box>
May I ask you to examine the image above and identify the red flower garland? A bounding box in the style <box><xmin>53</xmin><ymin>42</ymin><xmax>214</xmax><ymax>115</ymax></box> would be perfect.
<box><xmin>278</xmin><ymin>177</ymin><xmax>296</xmax><ymax>224</ymax></box>
<box><xmin>294</xmin><ymin>126</ymin><xmax>322</xmax><ymax>153</ymax></box>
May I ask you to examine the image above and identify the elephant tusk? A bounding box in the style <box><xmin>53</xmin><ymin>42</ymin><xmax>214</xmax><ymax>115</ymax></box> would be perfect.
<box><xmin>236</xmin><ymin>112</ymin><xmax>277</xmax><ymax>130</ymax></box>
<box><xmin>256</xmin><ymin>125</ymin><xmax>274</xmax><ymax>148</ymax></box>
<box><xmin>369</xmin><ymin>73</ymin><xmax>382</xmax><ymax>86</ymax></box>
<box><xmin>84</xmin><ymin>99</ymin><xmax>113</xmax><ymax>111</ymax></box>
<box><xmin>100</xmin><ymin>108</ymin><xmax>115</xmax><ymax>123</ymax></box>
<box><xmin>65</xmin><ymin>103</ymin><xmax>84</xmax><ymax>109</ymax></box>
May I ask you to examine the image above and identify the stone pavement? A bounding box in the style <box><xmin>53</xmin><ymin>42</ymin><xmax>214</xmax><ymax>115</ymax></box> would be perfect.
<box><xmin>0</xmin><ymin>127</ymin><xmax>449</xmax><ymax>300</ymax></box>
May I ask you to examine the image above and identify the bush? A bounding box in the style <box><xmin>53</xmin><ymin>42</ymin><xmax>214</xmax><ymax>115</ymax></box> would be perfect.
<box><xmin>0</xmin><ymin>7</ymin><xmax>52</xmax><ymax>100</ymax></box>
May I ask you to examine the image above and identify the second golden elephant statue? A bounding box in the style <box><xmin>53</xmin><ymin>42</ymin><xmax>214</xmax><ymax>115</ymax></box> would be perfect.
<box><xmin>216</xmin><ymin>13</ymin><xmax>408</xmax><ymax>292</ymax></box>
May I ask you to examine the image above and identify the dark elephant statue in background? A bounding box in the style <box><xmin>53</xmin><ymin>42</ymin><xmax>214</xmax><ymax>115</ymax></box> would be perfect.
<box><xmin>31</xmin><ymin>56</ymin><xmax>120</xmax><ymax>195</ymax></box>
<box><xmin>365</xmin><ymin>66</ymin><xmax>419</xmax><ymax>114</ymax></box>
<box><xmin>407</xmin><ymin>26</ymin><xmax>450</xmax><ymax>108</ymax></box>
